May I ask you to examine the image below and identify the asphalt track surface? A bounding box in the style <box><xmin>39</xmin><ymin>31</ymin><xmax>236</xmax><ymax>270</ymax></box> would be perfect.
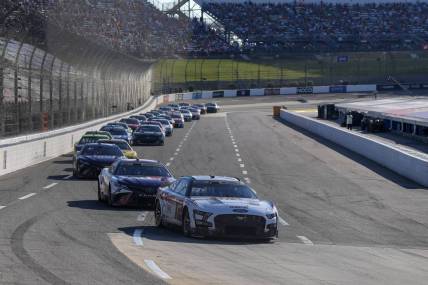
<box><xmin>0</xmin><ymin>95</ymin><xmax>427</xmax><ymax>284</ymax></box>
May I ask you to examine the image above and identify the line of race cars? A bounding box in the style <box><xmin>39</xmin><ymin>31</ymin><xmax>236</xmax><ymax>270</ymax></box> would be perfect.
<box><xmin>71</xmin><ymin>101</ymin><xmax>278</xmax><ymax>240</ymax></box>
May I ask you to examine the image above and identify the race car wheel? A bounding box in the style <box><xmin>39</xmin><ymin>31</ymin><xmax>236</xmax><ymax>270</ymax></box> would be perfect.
<box><xmin>182</xmin><ymin>209</ymin><xmax>191</xmax><ymax>237</ymax></box>
<box><xmin>107</xmin><ymin>186</ymin><xmax>113</xmax><ymax>206</ymax></box>
<box><xmin>97</xmin><ymin>182</ymin><xmax>103</xmax><ymax>202</ymax></box>
<box><xmin>154</xmin><ymin>201</ymin><xmax>163</xmax><ymax>227</ymax></box>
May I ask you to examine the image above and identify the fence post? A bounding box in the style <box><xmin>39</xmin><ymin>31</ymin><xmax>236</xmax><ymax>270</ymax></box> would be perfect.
<box><xmin>170</xmin><ymin>60</ymin><xmax>176</xmax><ymax>91</ymax></box>
<box><xmin>184</xmin><ymin>60</ymin><xmax>190</xmax><ymax>85</ymax></box>
<box><xmin>48</xmin><ymin>57</ymin><xmax>56</xmax><ymax>129</ymax></box>
<box><xmin>39</xmin><ymin>51</ymin><xmax>47</xmax><ymax>130</ymax></box>
<box><xmin>28</xmin><ymin>46</ymin><xmax>37</xmax><ymax>133</ymax></box>
<box><xmin>58</xmin><ymin>61</ymin><xmax>64</xmax><ymax>127</ymax></box>
<box><xmin>0</xmin><ymin>38</ymin><xmax>10</xmax><ymax>137</ymax></box>
<box><xmin>66</xmin><ymin>65</ymin><xmax>71</xmax><ymax>125</ymax></box>
<box><xmin>14</xmin><ymin>41</ymin><xmax>25</xmax><ymax>135</ymax></box>
<box><xmin>217</xmin><ymin>60</ymin><xmax>221</xmax><ymax>89</ymax></box>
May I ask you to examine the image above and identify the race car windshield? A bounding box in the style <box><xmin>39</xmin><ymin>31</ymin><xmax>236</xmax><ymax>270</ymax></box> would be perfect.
<box><xmin>78</xmin><ymin>137</ymin><xmax>105</xmax><ymax>144</ymax></box>
<box><xmin>137</xmin><ymin>126</ymin><xmax>161</xmax><ymax>132</ymax></box>
<box><xmin>121</xmin><ymin>119</ymin><xmax>139</xmax><ymax>125</ymax></box>
<box><xmin>111</xmin><ymin>142</ymin><xmax>131</xmax><ymax>150</ymax></box>
<box><xmin>190</xmin><ymin>183</ymin><xmax>257</xmax><ymax>198</ymax></box>
<box><xmin>81</xmin><ymin>145</ymin><xmax>123</xmax><ymax>156</ymax></box>
<box><xmin>115</xmin><ymin>164</ymin><xmax>171</xmax><ymax>177</ymax></box>
<box><xmin>109</xmin><ymin>129</ymin><xmax>127</xmax><ymax>136</ymax></box>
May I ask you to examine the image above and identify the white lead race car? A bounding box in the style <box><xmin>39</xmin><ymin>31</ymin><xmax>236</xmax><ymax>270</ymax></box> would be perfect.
<box><xmin>155</xmin><ymin>176</ymin><xmax>278</xmax><ymax>239</ymax></box>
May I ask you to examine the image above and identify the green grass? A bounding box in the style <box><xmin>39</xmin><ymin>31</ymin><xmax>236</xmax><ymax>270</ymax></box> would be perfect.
<box><xmin>153</xmin><ymin>51</ymin><xmax>428</xmax><ymax>86</ymax></box>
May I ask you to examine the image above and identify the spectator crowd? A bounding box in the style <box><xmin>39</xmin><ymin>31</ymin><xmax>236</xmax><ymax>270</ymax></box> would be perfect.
<box><xmin>2</xmin><ymin>0</ymin><xmax>428</xmax><ymax>58</ymax></box>
<box><xmin>204</xmin><ymin>1</ymin><xmax>428</xmax><ymax>53</ymax></box>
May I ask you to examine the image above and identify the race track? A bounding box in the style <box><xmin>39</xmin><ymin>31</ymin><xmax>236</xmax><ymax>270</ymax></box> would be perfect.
<box><xmin>1</xmin><ymin>96</ymin><xmax>427</xmax><ymax>285</ymax></box>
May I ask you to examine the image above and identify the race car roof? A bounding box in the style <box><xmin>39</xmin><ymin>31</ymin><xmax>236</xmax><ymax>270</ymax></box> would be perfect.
<box><xmin>189</xmin><ymin>176</ymin><xmax>240</xmax><ymax>182</ymax></box>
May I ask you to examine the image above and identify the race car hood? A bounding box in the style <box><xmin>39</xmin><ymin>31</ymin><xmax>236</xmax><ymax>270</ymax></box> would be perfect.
<box><xmin>116</xmin><ymin>176</ymin><xmax>174</xmax><ymax>187</ymax></box>
<box><xmin>78</xmin><ymin>155</ymin><xmax>119</xmax><ymax>166</ymax></box>
<box><xmin>191</xmin><ymin>197</ymin><xmax>274</xmax><ymax>215</ymax></box>
<box><xmin>112</xmin><ymin>135</ymin><xmax>128</xmax><ymax>140</ymax></box>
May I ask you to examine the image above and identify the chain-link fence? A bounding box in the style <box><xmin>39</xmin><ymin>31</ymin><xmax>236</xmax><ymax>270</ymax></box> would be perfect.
<box><xmin>1</xmin><ymin>28</ymin><xmax>153</xmax><ymax>138</ymax></box>
<box><xmin>152</xmin><ymin>52</ymin><xmax>428</xmax><ymax>94</ymax></box>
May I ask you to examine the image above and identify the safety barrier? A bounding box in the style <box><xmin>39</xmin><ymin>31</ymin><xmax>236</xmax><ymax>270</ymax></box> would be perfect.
<box><xmin>0</xmin><ymin>96</ymin><xmax>163</xmax><ymax>176</ymax></box>
<box><xmin>280</xmin><ymin>109</ymin><xmax>428</xmax><ymax>187</ymax></box>
<box><xmin>166</xmin><ymin>84</ymin><xmax>377</xmax><ymax>100</ymax></box>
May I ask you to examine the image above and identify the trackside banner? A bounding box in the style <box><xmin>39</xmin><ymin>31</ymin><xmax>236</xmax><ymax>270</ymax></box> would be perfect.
<box><xmin>296</xmin><ymin>87</ymin><xmax>313</xmax><ymax>94</ymax></box>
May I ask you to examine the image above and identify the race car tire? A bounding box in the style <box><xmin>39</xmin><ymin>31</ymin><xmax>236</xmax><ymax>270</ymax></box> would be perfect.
<box><xmin>182</xmin><ymin>209</ymin><xmax>191</xmax><ymax>237</ymax></box>
<box><xmin>107</xmin><ymin>186</ymin><xmax>113</xmax><ymax>206</ymax></box>
<box><xmin>97</xmin><ymin>182</ymin><xmax>103</xmax><ymax>202</ymax></box>
<box><xmin>154</xmin><ymin>201</ymin><xmax>163</xmax><ymax>228</ymax></box>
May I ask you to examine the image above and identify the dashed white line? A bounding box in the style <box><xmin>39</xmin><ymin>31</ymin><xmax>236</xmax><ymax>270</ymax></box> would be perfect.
<box><xmin>18</xmin><ymin>193</ymin><xmax>37</xmax><ymax>200</ymax></box>
<box><xmin>297</xmin><ymin>235</ymin><xmax>314</xmax><ymax>245</ymax></box>
<box><xmin>239</xmin><ymin>164</ymin><xmax>245</xmax><ymax>168</ymax></box>
<box><xmin>236</xmin><ymin>153</ymin><xmax>240</xmax><ymax>157</ymax></box>
<box><xmin>169</xmin><ymin>157</ymin><xmax>174</xmax><ymax>161</ymax></box>
<box><xmin>174</xmin><ymin>152</ymin><xmax>178</xmax><ymax>156</ymax></box>
<box><xmin>133</xmin><ymin>229</ymin><xmax>144</xmax><ymax>246</ymax></box>
<box><xmin>278</xmin><ymin>216</ymin><xmax>289</xmax><ymax>226</ymax></box>
<box><xmin>43</xmin><ymin>183</ymin><xmax>58</xmax><ymax>189</ymax></box>
<box><xmin>242</xmin><ymin>170</ymin><xmax>248</xmax><ymax>175</ymax></box>
<box><xmin>235</xmin><ymin>149</ymin><xmax>239</xmax><ymax>152</ymax></box>
<box><xmin>244</xmin><ymin>177</ymin><xmax>251</xmax><ymax>184</ymax></box>
<box><xmin>176</xmin><ymin>148</ymin><xmax>180</xmax><ymax>152</ymax></box>
<box><xmin>144</xmin><ymin>260</ymin><xmax>172</xmax><ymax>279</ymax></box>
<box><xmin>0</xmin><ymin>206</ymin><xmax>6</xmax><ymax>210</ymax></box>
<box><xmin>233</xmin><ymin>145</ymin><xmax>238</xmax><ymax>148</ymax></box>
<box><xmin>237</xmin><ymin>158</ymin><xmax>242</xmax><ymax>162</ymax></box>
<box><xmin>166</xmin><ymin>162</ymin><xmax>171</xmax><ymax>167</ymax></box>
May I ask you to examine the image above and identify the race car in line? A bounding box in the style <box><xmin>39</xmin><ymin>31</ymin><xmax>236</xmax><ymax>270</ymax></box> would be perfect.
<box><xmin>73</xmin><ymin>143</ymin><xmax>124</xmax><ymax>178</ymax></box>
<box><xmin>132</xmin><ymin>125</ymin><xmax>165</xmax><ymax>146</ymax></box>
<box><xmin>155</xmin><ymin>176</ymin><xmax>278</xmax><ymax>239</ymax></box>
<box><xmin>98</xmin><ymin>158</ymin><xmax>174</xmax><ymax>207</ymax></box>
<box><xmin>73</xmin><ymin>133</ymin><xmax>111</xmax><ymax>160</ymax></box>
<box><xmin>206</xmin><ymin>102</ymin><xmax>220</xmax><ymax>113</ymax></box>
<box><xmin>98</xmin><ymin>139</ymin><xmax>138</xmax><ymax>159</ymax></box>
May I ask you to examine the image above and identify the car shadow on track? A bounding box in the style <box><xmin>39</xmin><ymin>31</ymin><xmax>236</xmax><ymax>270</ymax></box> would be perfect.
<box><xmin>67</xmin><ymin>200</ymin><xmax>154</xmax><ymax>212</ymax></box>
<box><xmin>275</xmin><ymin>117</ymin><xmax>423</xmax><ymax>190</ymax></box>
<box><xmin>118</xmin><ymin>226</ymin><xmax>275</xmax><ymax>245</ymax></box>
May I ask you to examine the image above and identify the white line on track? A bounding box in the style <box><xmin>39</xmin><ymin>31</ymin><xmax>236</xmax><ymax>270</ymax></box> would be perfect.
<box><xmin>240</xmin><ymin>164</ymin><xmax>245</xmax><ymax>168</ymax></box>
<box><xmin>236</xmin><ymin>153</ymin><xmax>240</xmax><ymax>157</ymax></box>
<box><xmin>244</xmin><ymin>177</ymin><xmax>251</xmax><ymax>184</ymax></box>
<box><xmin>237</xmin><ymin>158</ymin><xmax>242</xmax><ymax>162</ymax></box>
<box><xmin>242</xmin><ymin>170</ymin><xmax>248</xmax><ymax>175</ymax></box>
<box><xmin>166</xmin><ymin>162</ymin><xmax>171</xmax><ymax>167</ymax></box>
<box><xmin>297</xmin><ymin>235</ymin><xmax>314</xmax><ymax>245</ymax></box>
<box><xmin>18</xmin><ymin>193</ymin><xmax>36</xmax><ymax>200</ymax></box>
<box><xmin>176</xmin><ymin>148</ymin><xmax>180</xmax><ymax>152</ymax></box>
<box><xmin>63</xmin><ymin>175</ymin><xmax>73</xmax><ymax>180</ymax></box>
<box><xmin>144</xmin><ymin>260</ymin><xmax>172</xmax><ymax>279</ymax></box>
<box><xmin>133</xmin><ymin>229</ymin><xmax>144</xmax><ymax>246</ymax></box>
<box><xmin>235</xmin><ymin>149</ymin><xmax>239</xmax><ymax>152</ymax></box>
<box><xmin>43</xmin><ymin>183</ymin><xmax>58</xmax><ymax>189</ymax></box>
<box><xmin>233</xmin><ymin>145</ymin><xmax>238</xmax><ymax>148</ymax></box>
<box><xmin>169</xmin><ymin>157</ymin><xmax>174</xmax><ymax>161</ymax></box>
<box><xmin>174</xmin><ymin>152</ymin><xmax>178</xmax><ymax>156</ymax></box>
<box><xmin>0</xmin><ymin>206</ymin><xmax>6</xmax><ymax>210</ymax></box>
<box><xmin>278</xmin><ymin>216</ymin><xmax>289</xmax><ymax>226</ymax></box>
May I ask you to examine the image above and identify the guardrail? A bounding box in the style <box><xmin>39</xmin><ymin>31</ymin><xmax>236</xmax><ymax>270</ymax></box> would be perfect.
<box><xmin>280</xmin><ymin>109</ymin><xmax>428</xmax><ymax>187</ymax></box>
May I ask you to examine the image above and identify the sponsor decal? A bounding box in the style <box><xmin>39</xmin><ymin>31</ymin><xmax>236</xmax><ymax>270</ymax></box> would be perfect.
<box><xmin>212</xmin><ymin>91</ymin><xmax>224</xmax><ymax>98</ymax></box>
<box><xmin>297</xmin><ymin>86</ymin><xmax>313</xmax><ymax>94</ymax></box>
<box><xmin>264</xmin><ymin>88</ymin><xmax>280</xmax><ymax>96</ymax></box>
<box><xmin>410</xmin><ymin>84</ymin><xmax>421</xmax><ymax>89</ymax></box>
<box><xmin>192</xmin><ymin>92</ymin><xmax>202</xmax><ymax>99</ymax></box>
<box><xmin>337</xmin><ymin>55</ymin><xmax>349</xmax><ymax>63</ymax></box>
<box><xmin>237</xmin><ymin>89</ymin><xmax>250</xmax><ymax>96</ymax></box>
<box><xmin>175</xmin><ymin>93</ymin><xmax>183</xmax><ymax>101</ymax></box>
<box><xmin>377</xmin><ymin>84</ymin><xmax>398</xmax><ymax>91</ymax></box>
<box><xmin>329</xmin><ymin>85</ymin><xmax>347</xmax><ymax>93</ymax></box>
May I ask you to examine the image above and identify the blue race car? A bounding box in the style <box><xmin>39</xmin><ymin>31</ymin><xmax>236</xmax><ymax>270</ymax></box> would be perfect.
<box><xmin>73</xmin><ymin>143</ymin><xmax>124</xmax><ymax>178</ymax></box>
<box><xmin>98</xmin><ymin>158</ymin><xmax>174</xmax><ymax>207</ymax></box>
